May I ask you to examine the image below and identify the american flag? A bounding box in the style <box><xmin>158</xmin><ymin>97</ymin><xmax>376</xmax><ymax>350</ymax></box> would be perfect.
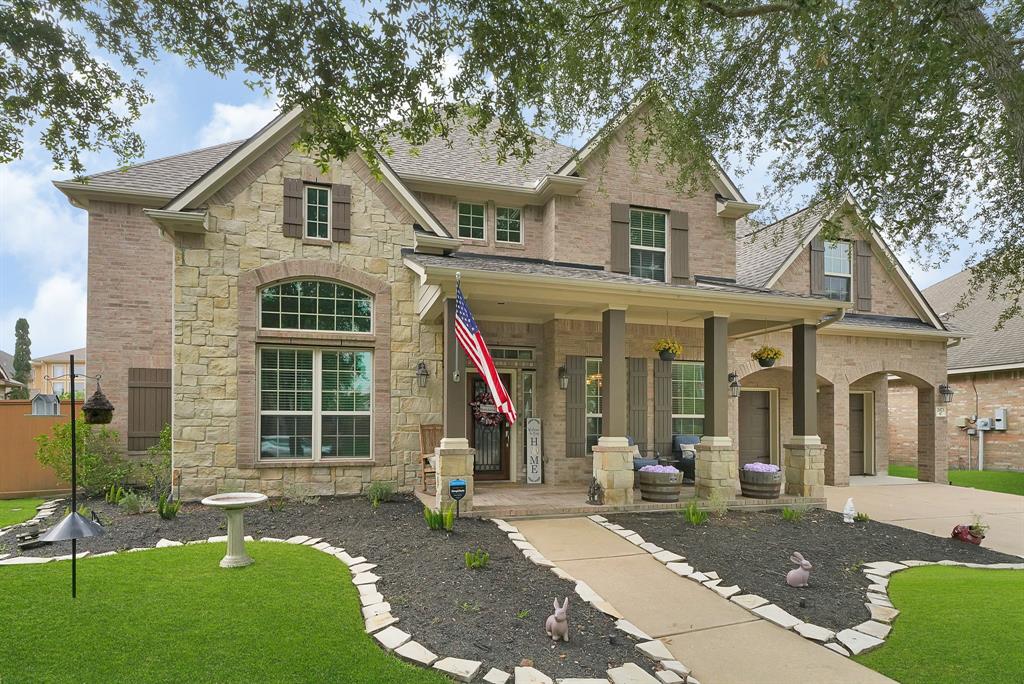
<box><xmin>455</xmin><ymin>283</ymin><xmax>517</xmax><ymax>424</ymax></box>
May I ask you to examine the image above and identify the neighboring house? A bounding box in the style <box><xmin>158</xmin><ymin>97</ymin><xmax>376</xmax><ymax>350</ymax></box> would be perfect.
<box><xmin>29</xmin><ymin>347</ymin><xmax>87</xmax><ymax>398</ymax></box>
<box><xmin>889</xmin><ymin>270</ymin><xmax>1023</xmax><ymax>471</ymax></box>
<box><xmin>55</xmin><ymin>105</ymin><xmax>958</xmax><ymax>504</ymax></box>
<box><xmin>0</xmin><ymin>350</ymin><xmax>25</xmax><ymax>398</ymax></box>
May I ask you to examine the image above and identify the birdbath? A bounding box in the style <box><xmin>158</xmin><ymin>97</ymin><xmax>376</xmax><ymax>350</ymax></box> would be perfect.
<box><xmin>201</xmin><ymin>492</ymin><xmax>268</xmax><ymax>568</ymax></box>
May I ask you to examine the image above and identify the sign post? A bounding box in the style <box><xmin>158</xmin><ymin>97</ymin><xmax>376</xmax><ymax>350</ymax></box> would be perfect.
<box><xmin>526</xmin><ymin>417</ymin><xmax>542</xmax><ymax>484</ymax></box>
<box><xmin>449</xmin><ymin>478</ymin><xmax>467</xmax><ymax>518</ymax></box>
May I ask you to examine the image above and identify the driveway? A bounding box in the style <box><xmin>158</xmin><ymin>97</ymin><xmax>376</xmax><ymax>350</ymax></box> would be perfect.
<box><xmin>825</xmin><ymin>476</ymin><xmax>1024</xmax><ymax>557</ymax></box>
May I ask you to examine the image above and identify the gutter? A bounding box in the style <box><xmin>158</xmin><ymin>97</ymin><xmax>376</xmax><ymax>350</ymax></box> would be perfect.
<box><xmin>816</xmin><ymin>307</ymin><xmax>846</xmax><ymax>330</ymax></box>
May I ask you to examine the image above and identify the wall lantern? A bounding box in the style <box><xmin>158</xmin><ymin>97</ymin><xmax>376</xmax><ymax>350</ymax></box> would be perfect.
<box><xmin>415</xmin><ymin>361</ymin><xmax>430</xmax><ymax>388</ymax></box>
<box><xmin>728</xmin><ymin>372</ymin><xmax>742</xmax><ymax>399</ymax></box>
<box><xmin>938</xmin><ymin>383</ymin><xmax>954</xmax><ymax>404</ymax></box>
<box><xmin>558</xmin><ymin>366</ymin><xmax>569</xmax><ymax>390</ymax></box>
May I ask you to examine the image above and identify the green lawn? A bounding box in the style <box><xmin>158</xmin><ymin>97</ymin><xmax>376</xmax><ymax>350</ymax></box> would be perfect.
<box><xmin>888</xmin><ymin>464</ymin><xmax>1024</xmax><ymax>496</ymax></box>
<box><xmin>856</xmin><ymin>565</ymin><xmax>1024</xmax><ymax>683</ymax></box>
<box><xmin>0</xmin><ymin>497</ymin><xmax>44</xmax><ymax>527</ymax></box>
<box><xmin>0</xmin><ymin>542</ymin><xmax>446</xmax><ymax>683</ymax></box>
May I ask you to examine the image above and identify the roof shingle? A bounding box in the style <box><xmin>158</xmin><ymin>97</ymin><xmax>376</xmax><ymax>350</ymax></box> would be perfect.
<box><xmin>77</xmin><ymin>140</ymin><xmax>245</xmax><ymax>197</ymax></box>
<box><xmin>735</xmin><ymin>200</ymin><xmax>838</xmax><ymax>288</ymax></box>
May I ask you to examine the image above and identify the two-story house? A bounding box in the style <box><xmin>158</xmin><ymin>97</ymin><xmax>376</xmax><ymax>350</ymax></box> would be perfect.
<box><xmin>56</xmin><ymin>106</ymin><xmax>958</xmax><ymax>510</ymax></box>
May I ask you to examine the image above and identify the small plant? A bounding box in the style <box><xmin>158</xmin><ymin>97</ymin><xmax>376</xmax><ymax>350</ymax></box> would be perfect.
<box><xmin>118</xmin><ymin>491</ymin><xmax>151</xmax><ymax>515</ymax></box>
<box><xmin>707</xmin><ymin>489</ymin><xmax>728</xmax><ymax>518</ymax></box>
<box><xmin>464</xmin><ymin>548</ymin><xmax>490</xmax><ymax>569</ymax></box>
<box><xmin>367</xmin><ymin>481</ymin><xmax>395</xmax><ymax>509</ymax></box>
<box><xmin>459</xmin><ymin>601</ymin><xmax>480</xmax><ymax>613</ymax></box>
<box><xmin>751</xmin><ymin>345</ymin><xmax>784</xmax><ymax>363</ymax></box>
<box><xmin>62</xmin><ymin>503</ymin><xmax>93</xmax><ymax>518</ymax></box>
<box><xmin>680</xmin><ymin>501</ymin><xmax>709</xmax><ymax>526</ymax></box>
<box><xmin>653</xmin><ymin>338</ymin><xmax>683</xmax><ymax>358</ymax></box>
<box><xmin>157</xmin><ymin>493</ymin><xmax>181</xmax><ymax>520</ymax></box>
<box><xmin>853</xmin><ymin>512</ymin><xmax>870</xmax><ymax>522</ymax></box>
<box><xmin>140</xmin><ymin>424</ymin><xmax>173</xmax><ymax>498</ymax></box>
<box><xmin>781</xmin><ymin>506</ymin><xmax>805</xmax><ymax>522</ymax></box>
<box><xmin>515</xmin><ymin>609</ymin><xmax>531</xmax><ymax>620</ymax></box>
<box><xmin>969</xmin><ymin>515</ymin><xmax>989</xmax><ymax>536</ymax></box>
<box><xmin>424</xmin><ymin>504</ymin><xmax>456</xmax><ymax>531</ymax></box>
<box><xmin>105</xmin><ymin>484</ymin><xmax>128</xmax><ymax>504</ymax></box>
<box><xmin>267</xmin><ymin>498</ymin><xmax>286</xmax><ymax>513</ymax></box>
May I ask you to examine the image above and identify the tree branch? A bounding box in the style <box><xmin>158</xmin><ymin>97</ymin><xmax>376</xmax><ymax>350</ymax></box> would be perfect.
<box><xmin>700</xmin><ymin>1</ymin><xmax>799</xmax><ymax>18</ymax></box>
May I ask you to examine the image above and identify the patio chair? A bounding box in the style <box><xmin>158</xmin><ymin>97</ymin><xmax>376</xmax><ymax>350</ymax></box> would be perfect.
<box><xmin>672</xmin><ymin>434</ymin><xmax>700</xmax><ymax>481</ymax></box>
<box><xmin>419</xmin><ymin>424</ymin><xmax>444</xmax><ymax>494</ymax></box>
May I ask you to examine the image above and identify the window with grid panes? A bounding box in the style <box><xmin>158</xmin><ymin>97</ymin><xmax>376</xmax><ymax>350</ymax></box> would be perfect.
<box><xmin>260</xmin><ymin>280</ymin><xmax>372</xmax><ymax>333</ymax></box>
<box><xmin>629</xmin><ymin>209</ymin><xmax>667</xmax><ymax>281</ymax></box>
<box><xmin>305</xmin><ymin>186</ymin><xmax>330</xmax><ymax>239</ymax></box>
<box><xmin>586</xmin><ymin>358</ymin><xmax>603</xmax><ymax>451</ymax></box>
<box><xmin>671</xmin><ymin>361</ymin><xmax>704</xmax><ymax>436</ymax></box>
<box><xmin>496</xmin><ymin>207</ymin><xmax>522</xmax><ymax>243</ymax></box>
<box><xmin>458</xmin><ymin>202</ymin><xmax>485</xmax><ymax>240</ymax></box>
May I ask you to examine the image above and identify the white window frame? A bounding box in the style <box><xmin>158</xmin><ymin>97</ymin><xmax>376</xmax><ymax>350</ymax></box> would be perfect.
<box><xmin>629</xmin><ymin>208</ymin><xmax>667</xmax><ymax>281</ymax></box>
<box><xmin>671</xmin><ymin>361</ymin><xmax>705</xmax><ymax>436</ymax></box>
<box><xmin>823</xmin><ymin>240</ymin><xmax>853</xmax><ymax>302</ymax></box>
<box><xmin>258</xmin><ymin>279</ymin><xmax>374</xmax><ymax>335</ymax></box>
<box><xmin>495</xmin><ymin>206</ymin><xmax>523</xmax><ymax>244</ymax></box>
<box><xmin>586</xmin><ymin>357</ymin><xmax>603</xmax><ymax>452</ymax></box>
<box><xmin>257</xmin><ymin>346</ymin><xmax>374</xmax><ymax>462</ymax></box>
<box><xmin>304</xmin><ymin>185</ymin><xmax>331</xmax><ymax>240</ymax></box>
<box><xmin>457</xmin><ymin>201</ymin><xmax>486</xmax><ymax>241</ymax></box>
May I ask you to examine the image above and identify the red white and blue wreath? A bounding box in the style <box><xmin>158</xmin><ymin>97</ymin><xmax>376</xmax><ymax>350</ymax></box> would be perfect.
<box><xmin>470</xmin><ymin>390</ymin><xmax>504</xmax><ymax>427</ymax></box>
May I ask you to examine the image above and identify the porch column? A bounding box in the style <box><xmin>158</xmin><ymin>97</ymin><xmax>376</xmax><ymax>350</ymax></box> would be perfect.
<box><xmin>784</xmin><ymin>323</ymin><xmax>826</xmax><ymax>498</ymax></box>
<box><xmin>917</xmin><ymin>386</ymin><xmax>947</xmax><ymax>483</ymax></box>
<box><xmin>592</xmin><ymin>307</ymin><xmax>633</xmax><ymax>505</ymax></box>
<box><xmin>435</xmin><ymin>297</ymin><xmax>474</xmax><ymax>511</ymax></box>
<box><xmin>695</xmin><ymin>315</ymin><xmax>738</xmax><ymax>500</ymax></box>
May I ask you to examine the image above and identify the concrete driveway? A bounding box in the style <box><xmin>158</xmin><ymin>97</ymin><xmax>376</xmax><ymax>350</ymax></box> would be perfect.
<box><xmin>825</xmin><ymin>476</ymin><xmax>1024</xmax><ymax>557</ymax></box>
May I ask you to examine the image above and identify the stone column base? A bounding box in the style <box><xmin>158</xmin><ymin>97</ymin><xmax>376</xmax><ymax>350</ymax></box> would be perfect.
<box><xmin>434</xmin><ymin>437</ymin><xmax>475</xmax><ymax>512</ymax></box>
<box><xmin>695</xmin><ymin>436</ymin><xmax>738</xmax><ymax>500</ymax></box>
<box><xmin>784</xmin><ymin>435</ymin><xmax>826</xmax><ymax>498</ymax></box>
<box><xmin>592</xmin><ymin>437</ymin><xmax>634</xmax><ymax>506</ymax></box>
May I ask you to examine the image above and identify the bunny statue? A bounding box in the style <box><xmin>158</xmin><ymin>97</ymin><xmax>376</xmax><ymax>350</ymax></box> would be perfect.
<box><xmin>545</xmin><ymin>597</ymin><xmax>570</xmax><ymax>642</ymax></box>
<box><xmin>786</xmin><ymin>552</ymin><xmax>812</xmax><ymax>587</ymax></box>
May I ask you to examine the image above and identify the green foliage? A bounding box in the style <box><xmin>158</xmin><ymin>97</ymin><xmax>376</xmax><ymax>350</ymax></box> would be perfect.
<box><xmin>62</xmin><ymin>503</ymin><xmax>92</xmax><ymax>519</ymax></box>
<box><xmin>707</xmin><ymin>490</ymin><xmax>729</xmax><ymax>518</ymax></box>
<box><xmin>458</xmin><ymin>601</ymin><xmax>480</xmax><ymax>613</ymax></box>
<box><xmin>751</xmin><ymin>345</ymin><xmax>784</xmax><ymax>362</ymax></box>
<box><xmin>366</xmin><ymin>481</ymin><xmax>395</xmax><ymax>509</ymax></box>
<box><xmin>463</xmin><ymin>549</ymin><xmax>490</xmax><ymax>570</ymax></box>
<box><xmin>118</xmin><ymin>491</ymin><xmax>151</xmax><ymax>515</ymax></box>
<box><xmin>140</xmin><ymin>424</ymin><xmax>173</xmax><ymax>497</ymax></box>
<box><xmin>515</xmin><ymin>609</ymin><xmax>531</xmax><ymax>620</ymax></box>
<box><xmin>970</xmin><ymin>515</ymin><xmax>990</xmax><ymax>536</ymax></box>
<box><xmin>680</xmin><ymin>501</ymin><xmax>709</xmax><ymax>526</ymax></box>
<box><xmin>853</xmin><ymin>512</ymin><xmax>871</xmax><ymax>522</ymax></box>
<box><xmin>267</xmin><ymin>498</ymin><xmax>286</xmax><ymax>513</ymax></box>
<box><xmin>781</xmin><ymin>506</ymin><xmax>805</xmax><ymax>523</ymax></box>
<box><xmin>34</xmin><ymin>419</ymin><xmax>130</xmax><ymax>495</ymax></box>
<box><xmin>157</xmin><ymin>493</ymin><xmax>181</xmax><ymax>520</ymax></box>
<box><xmin>423</xmin><ymin>504</ymin><xmax>456</xmax><ymax>532</ymax></box>
<box><xmin>10</xmin><ymin>319</ymin><xmax>31</xmax><ymax>399</ymax></box>
<box><xmin>105</xmin><ymin>484</ymin><xmax>128</xmax><ymax>504</ymax></box>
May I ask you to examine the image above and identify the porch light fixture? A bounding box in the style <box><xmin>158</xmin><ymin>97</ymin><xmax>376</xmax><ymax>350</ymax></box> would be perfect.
<box><xmin>558</xmin><ymin>366</ymin><xmax>569</xmax><ymax>390</ymax></box>
<box><xmin>728</xmin><ymin>372</ymin><xmax>741</xmax><ymax>399</ymax></box>
<box><xmin>938</xmin><ymin>383</ymin><xmax>954</xmax><ymax>404</ymax></box>
<box><xmin>415</xmin><ymin>361</ymin><xmax>430</xmax><ymax>388</ymax></box>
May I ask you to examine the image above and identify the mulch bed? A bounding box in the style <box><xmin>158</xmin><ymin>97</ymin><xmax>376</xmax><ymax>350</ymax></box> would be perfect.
<box><xmin>4</xmin><ymin>495</ymin><xmax>644</xmax><ymax>679</ymax></box>
<box><xmin>607</xmin><ymin>508</ymin><xmax>1020</xmax><ymax>632</ymax></box>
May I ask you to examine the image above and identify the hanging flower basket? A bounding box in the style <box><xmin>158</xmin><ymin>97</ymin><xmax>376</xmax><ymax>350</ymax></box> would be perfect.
<box><xmin>654</xmin><ymin>339</ymin><xmax>682</xmax><ymax>362</ymax></box>
<box><xmin>82</xmin><ymin>386</ymin><xmax>115</xmax><ymax>425</ymax></box>
<box><xmin>739</xmin><ymin>463</ymin><xmax>782</xmax><ymax>499</ymax></box>
<box><xmin>751</xmin><ymin>345</ymin><xmax>784</xmax><ymax>368</ymax></box>
<box><xmin>469</xmin><ymin>391</ymin><xmax>504</xmax><ymax>427</ymax></box>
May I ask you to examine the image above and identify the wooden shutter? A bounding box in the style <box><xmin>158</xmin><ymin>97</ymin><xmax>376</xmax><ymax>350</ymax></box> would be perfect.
<box><xmin>670</xmin><ymin>210</ymin><xmax>689</xmax><ymax>284</ymax></box>
<box><xmin>331</xmin><ymin>183</ymin><xmax>352</xmax><ymax>243</ymax></box>
<box><xmin>856</xmin><ymin>239</ymin><xmax>873</xmax><ymax>311</ymax></box>
<box><xmin>627</xmin><ymin>358</ymin><xmax>648</xmax><ymax>454</ymax></box>
<box><xmin>564</xmin><ymin>355</ymin><xmax>587</xmax><ymax>458</ymax></box>
<box><xmin>283</xmin><ymin>178</ymin><xmax>303</xmax><ymax>238</ymax></box>
<box><xmin>809</xmin><ymin>236</ymin><xmax>826</xmax><ymax>295</ymax></box>
<box><xmin>127</xmin><ymin>368</ymin><xmax>171</xmax><ymax>452</ymax></box>
<box><xmin>653</xmin><ymin>359</ymin><xmax>673</xmax><ymax>459</ymax></box>
<box><xmin>610</xmin><ymin>203</ymin><xmax>630</xmax><ymax>274</ymax></box>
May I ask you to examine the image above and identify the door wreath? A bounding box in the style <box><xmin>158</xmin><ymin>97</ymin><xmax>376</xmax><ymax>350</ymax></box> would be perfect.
<box><xmin>470</xmin><ymin>390</ymin><xmax>504</xmax><ymax>427</ymax></box>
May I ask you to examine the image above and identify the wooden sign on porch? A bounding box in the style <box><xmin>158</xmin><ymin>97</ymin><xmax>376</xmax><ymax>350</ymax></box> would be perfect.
<box><xmin>526</xmin><ymin>417</ymin><xmax>542</xmax><ymax>484</ymax></box>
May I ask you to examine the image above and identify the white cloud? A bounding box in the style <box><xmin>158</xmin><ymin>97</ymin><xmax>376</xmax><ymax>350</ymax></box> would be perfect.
<box><xmin>0</xmin><ymin>273</ymin><xmax>87</xmax><ymax>358</ymax></box>
<box><xmin>198</xmin><ymin>101</ymin><xmax>278</xmax><ymax>147</ymax></box>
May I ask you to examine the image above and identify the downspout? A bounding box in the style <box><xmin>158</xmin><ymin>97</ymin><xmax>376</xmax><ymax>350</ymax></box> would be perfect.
<box><xmin>816</xmin><ymin>307</ymin><xmax>846</xmax><ymax>330</ymax></box>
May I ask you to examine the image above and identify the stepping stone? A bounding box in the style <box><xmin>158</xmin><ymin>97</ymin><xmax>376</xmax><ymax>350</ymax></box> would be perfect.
<box><xmin>208</xmin><ymin>535</ymin><xmax>228</xmax><ymax>543</ymax></box>
<box><xmin>574</xmin><ymin>581</ymin><xmax>600</xmax><ymax>602</ymax></box>
<box><xmin>515</xmin><ymin>666</ymin><xmax>553</xmax><ymax>684</ymax></box>
<box><xmin>285</xmin><ymin>535</ymin><xmax>309</xmax><ymax>544</ymax></box>
<box><xmin>612</xmin><ymin>529</ymin><xmax>636</xmax><ymax>538</ymax></box>
<box><xmin>508</xmin><ymin>532</ymin><xmax>526</xmax><ymax>541</ymax></box>
<box><xmin>513</xmin><ymin>540</ymin><xmax>537</xmax><ymax>552</ymax></box>
<box><xmin>357</xmin><ymin>583</ymin><xmax>379</xmax><ymax>597</ymax></box>
<box><xmin>867</xmin><ymin>593</ymin><xmax>893</xmax><ymax>607</ymax></box>
<box><xmin>52</xmin><ymin>551</ymin><xmax>91</xmax><ymax>561</ymax></box>
<box><xmin>702</xmin><ymin>579</ymin><xmax>721</xmax><ymax>590</ymax></box>
<box><xmin>639</xmin><ymin>542</ymin><xmax>663</xmax><ymax>554</ymax></box>
<box><xmin>863</xmin><ymin>561</ymin><xmax>908</xmax><ymax>574</ymax></box>
<box><xmin>592</xmin><ymin>599</ymin><xmax>623</xmax><ymax>619</ymax></box>
<box><xmin>615</xmin><ymin>619</ymin><xmax>652</xmax><ymax>641</ymax></box>
<box><xmin>301</xmin><ymin>537</ymin><xmax>322</xmax><ymax>546</ymax></box>
<box><xmin>243</xmin><ymin>535</ymin><xmax>254</xmax><ymax>542</ymax></box>
<box><xmin>526</xmin><ymin>553</ymin><xmax>555</xmax><ymax>568</ymax></box>
<box><xmin>604</xmin><ymin>524</ymin><xmax>624</xmax><ymax>531</ymax></box>
<box><xmin>260</xmin><ymin>537</ymin><xmax>284</xmax><ymax>542</ymax></box>
<box><xmin>155</xmin><ymin>539</ymin><xmax>182</xmax><ymax>548</ymax></box>
<box><xmin>342</xmin><ymin>555</ymin><xmax>368</xmax><ymax>567</ymax></box>
<box><xmin>126</xmin><ymin>548</ymin><xmax>153</xmax><ymax>553</ymax></box>
<box><xmin>433</xmin><ymin>657</ymin><xmax>483</xmax><ymax>682</ymax></box>
<box><xmin>361</xmin><ymin>602</ymin><xmax>391</xmax><ymax>619</ymax></box>
<box><xmin>395</xmin><ymin>640</ymin><xmax>438</xmax><ymax>666</ymax></box>
<box><xmin>625</xmin><ymin>534</ymin><xmax>646</xmax><ymax>545</ymax></box>
<box><xmin>607</xmin><ymin>662</ymin><xmax>659</xmax><ymax>683</ymax></box>
<box><xmin>483</xmin><ymin>668</ymin><xmax>511</xmax><ymax>684</ymax></box>
<box><xmin>350</xmin><ymin>562</ymin><xmax>378</xmax><ymax>574</ymax></box>
<box><xmin>318</xmin><ymin>546</ymin><xmax>338</xmax><ymax>555</ymax></box>
<box><xmin>685</xmin><ymin>572</ymin><xmax>708</xmax><ymax>583</ymax></box>
<box><xmin>867</xmin><ymin>584</ymin><xmax>888</xmax><ymax>594</ymax></box>
<box><xmin>665</xmin><ymin>562</ymin><xmax>693</xmax><ymax>577</ymax></box>
<box><xmin>710</xmin><ymin>584</ymin><xmax>740</xmax><ymax>599</ymax></box>
<box><xmin>836</xmin><ymin>628</ymin><xmax>884</xmax><ymax>655</ymax></box>
<box><xmin>0</xmin><ymin>556</ymin><xmax>51</xmax><ymax>565</ymax></box>
<box><xmin>551</xmin><ymin>567</ymin><xmax>576</xmax><ymax>582</ymax></box>
<box><xmin>866</xmin><ymin>603</ymin><xmax>900</xmax><ymax>623</ymax></box>
<box><xmin>653</xmin><ymin>550</ymin><xmax>684</xmax><ymax>564</ymax></box>
<box><xmin>373</xmin><ymin>626</ymin><xmax>410</xmax><ymax>651</ymax></box>
<box><xmin>557</xmin><ymin>679</ymin><xmax>609</xmax><ymax>684</ymax></box>
<box><xmin>752</xmin><ymin>604</ymin><xmax>802</xmax><ymax>629</ymax></box>
<box><xmin>359</xmin><ymin>592</ymin><xmax>384</xmax><ymax>607</ymax></box>
<box><xmin>685</xmin><ymin>678</ymin><xmax>701</xmax><ymax>684</ymax></box>
<box><xmin>186</xmin><ymin>540</ymin><xmax>207</xmax><ymax>545</ymax></box>
<box><xmin>937</xmin><ymin>560</ymin><xmax>962</xmax><ymax>566</ymax></box>
<box><xmin>364</xmin><ymin>613</ymin><xmax>398</xmax><ymax>633</ymax></box>
<box><xmin>91</xmin><ymin>551</ymin><xmax>117</xmax><ymax>558</ymax></box>
<box><xmin>824</xmin><ymin>642</ymin><xmax>850</xmax><ymax>657</ymax></box>
<box><xmin>588</xmin><ymin>514</ymin><xmax>607</xmax><ymax>522</ymax></box>
<box><xmin>854</xmin><ymin>620</ymin><xmax>892</xmax><ymax>639</ymax></box>
<box><xmin>656</xmin><ymin>672</ymin><xmax>685</xmax><ymax>684</ymax></box>
<box><xmin>865</xmin><ymin>574</ymin><xmax>888</xmax><ymax>587</ymax></box>
<box><xmin>636</xmin><ymin>640</ymin><xmax>673</xmax><ymax>661</ymax></box>
<box><xmin>703</xmin><ymin>571</ymin><xmax>719</xmax><ymax>580</ymax></box>
<box><xmin>900</xmin><ymin>559</ymin><xmax>932</xmax><ymax>567</ymax></box>
<box><xmin>313</xmin><ymin>541</ymin><xmax>331</xmax><ymax>550</ymax></box>
<box><xmin>794</xmin><ymin>623</ymin><xmax>835</xmax><ymax>642</ymax></box>
<box><xmin>352</xmin><ymin>572</ymin><xmax>381</xmax><ymax>585</ymax></box>
<box><xmin>660</xmin><ymin>661</ymin><xmax>689</xmax><ymax>677</ymax></box>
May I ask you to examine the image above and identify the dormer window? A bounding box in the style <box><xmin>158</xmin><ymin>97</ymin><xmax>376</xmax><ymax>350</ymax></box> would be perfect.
<box><xmin>823</xmin><ymin>240</ymin><xmax>852</xmax><ymax>301</ymax></box>
<box><xmin>629</xmin><ymin>208</ymin><xmax>667</xmax><ymax>281</ymax></box>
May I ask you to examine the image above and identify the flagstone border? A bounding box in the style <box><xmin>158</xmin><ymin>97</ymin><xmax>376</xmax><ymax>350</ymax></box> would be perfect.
<box><xmin>0</xmin><ymin>498</ymin><xmax>65</xmax><ymax>541</ymax></box>
<box><xmin>585</xmin><ymin>515</ymin><xmax>1024</xmax><ymax>658</ymax></box>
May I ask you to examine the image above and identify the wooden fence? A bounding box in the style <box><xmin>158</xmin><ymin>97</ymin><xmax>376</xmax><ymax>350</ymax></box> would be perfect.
<box><xmin>0</xmin><ymin>400</ymin><xmax>68</xmax><ymax>498</ymax></box>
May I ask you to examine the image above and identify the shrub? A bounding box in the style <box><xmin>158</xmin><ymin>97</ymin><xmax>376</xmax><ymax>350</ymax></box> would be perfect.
<box><xmin>707</xmin><ymin>490</ymin><xmax>728</xmax><ymax>518</ymax></box>
<box><xmin>35</xmin><ymin>419</ymin><xmax>131</xmax><ymax>495</ymax></box>
<box><xmin>140</xmin><ymin>424</ymin><xmax>172</xmax><ymax>497</ymax></box>
<box><xmin>118</xmin><ymin>491</ymin><xmax>151</xmax><ymax>515</ymax></box>
<box><xmin>367</xmin><ymin>481</ymin><xmax>395</xmax><ymax>509</ymax></box>
<box><xmin>157</xmin><ymin>493</ymin><xmax>181</xmax><ymax>520</ymax></box>
<box><xmin>681</xmin><ymin>501</ymin><xmax>709</xmax><ymax>526</ymax></box>
<box><xmin>781</xmin><ymin>506</ymin><xmax>805</xmax><ymax>522</ymax></box>
<box><xmin>464</xmin><ymin>549</ymin><xmax>490</xmax><ymax>569</ymax></box>
<box><xmin>424</xmin><ymin>504</ymin><xmax>456</xmax><ymax>531</ymax></box>
<box><xmin>105</xmin><ymin>484</ymin><xmax>128</xmax><ymax>504</ymax></box>
<box><xmin>853</xmin><ymin>512</ymin><xmax>870</xmax><ymax>522</ymax></box>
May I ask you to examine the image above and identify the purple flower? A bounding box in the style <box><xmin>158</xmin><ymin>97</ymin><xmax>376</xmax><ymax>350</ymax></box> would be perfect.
<box><xmin>639</xmin><ymin>464</ymin><xmax>680</xmax><ymax>473</ymax></box>
<box><xmin>742</xmin><ymin>462</ymin><xmax>781</xmax><ymax>473</ymax></box>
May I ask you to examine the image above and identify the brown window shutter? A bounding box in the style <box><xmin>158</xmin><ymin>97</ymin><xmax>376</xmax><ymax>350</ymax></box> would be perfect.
<box><xmin>283</xmin><ymin>178</ymin><xmax>303</xmax><ymax>238</ymax></box>
<box><xmin>627</xmin><ymin>358</ymin><xmax>648</xmax><ymax>454</ymax></box>
<box><xmin>127</xmin><ymin>368</ymin><xmax>171</xmax><ymax>452</ymax></box>
<box><xmin>809</xmin><ymin>236</ymin><xmax>826</xmax><ymax>295</ymax></box>
<box><xmin>332</xmin><ymin>183</ymin><xmax>352</xmax><ymax>243</ymax></box>
<box><xmin>610</xmin><ymin>203</ymin><xmax>630</xmax><ymax>273</ymax></box>
<box><xmin>564</xmin><ymin>355</ymin><xmax>587</xmax><ymax>458</ymax></box>
<box><xmin>653</xmin><ymin>359</ymin><xmax>673</xmax><ymax>459</ymax></box>
<box><xmin>856</xmin><ymin>239</ymin><xmax>873</xmax><ymax>310</ymax></box>
<box><xmin>670</xmin><ymin>209</ymin><xmax>689</xmax><ymax>283</ymax></box>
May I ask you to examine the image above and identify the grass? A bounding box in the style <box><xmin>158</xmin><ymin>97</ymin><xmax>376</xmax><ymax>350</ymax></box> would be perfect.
<box><xmin>856</xmin><ymin>566</ymin><xmax>1024</xmax><ymax>684</ymax></box>
<box><xmin>0</xmin><ymin>497</ymin><xmax>44</xmax><ymax>527</ymax></box>
<box><xmin>0</xmin><ymin>542</ymin><xmax>446</xmax><ymax>683</ymax></box>
<box><xmin>888</xmin><ymin>464</ymin><xmax>1024</xmax><ymax>496</ymax></box>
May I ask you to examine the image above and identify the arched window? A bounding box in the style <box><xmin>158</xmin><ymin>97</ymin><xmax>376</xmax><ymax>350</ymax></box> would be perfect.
<box><xmin>260</xmin><ymin>280</ymin><xmax>372</xmax><ymax>333</ymax></box>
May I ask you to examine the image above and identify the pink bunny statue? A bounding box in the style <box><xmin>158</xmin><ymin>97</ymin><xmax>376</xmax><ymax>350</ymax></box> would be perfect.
<box><xmin>786</xmin><ymin>551</ymin><xmax>812</xmax><ymax>587</ymax></box>
<box><xmin>545</xmin><ymin>597</ymin><xmax>570</xmax><ymax>642</ymax></box>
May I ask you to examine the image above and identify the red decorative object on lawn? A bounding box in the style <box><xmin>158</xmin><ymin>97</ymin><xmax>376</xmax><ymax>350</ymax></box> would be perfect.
<box><xmin>951</xmin><ymin>524</ymin><xmax>985</xmax><ymax>545</ymax></box>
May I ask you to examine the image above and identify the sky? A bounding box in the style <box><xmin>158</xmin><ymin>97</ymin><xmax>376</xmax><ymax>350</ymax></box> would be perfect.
<box><xmin>0</xmin><ymin>51</ymin><xmax>974</xmax><ymax>359</ymax></box>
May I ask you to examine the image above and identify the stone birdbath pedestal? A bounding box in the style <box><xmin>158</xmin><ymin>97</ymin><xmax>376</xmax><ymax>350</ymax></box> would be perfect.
<box><xmin>201</xmin><ymin>493</ymin><xmax>268</xmax><ymax>568</ymax></box>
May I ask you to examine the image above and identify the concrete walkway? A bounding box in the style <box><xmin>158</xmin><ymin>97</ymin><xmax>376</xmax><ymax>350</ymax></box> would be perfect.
<box><xmin>515</xmin><ymin>517</ymin><xmax>893</xmax><ymax>684</ymax></box>
<box><xmin>826</xmin><ymin>478</ymin><xmax>1024</xmax><ymax>557</ymax></box>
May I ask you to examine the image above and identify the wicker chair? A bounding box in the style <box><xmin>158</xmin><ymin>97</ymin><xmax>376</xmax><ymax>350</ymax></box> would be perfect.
<box><xmin>419</xmin><ymin>424</ymin><xmax>444</xmax><ymax>493</ymax></box>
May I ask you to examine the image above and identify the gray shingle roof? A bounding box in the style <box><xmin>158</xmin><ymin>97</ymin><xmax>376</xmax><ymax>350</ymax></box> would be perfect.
<box><xmin>837</xmin><ymin>313</ymin><xmax>945</xmax><ymax>333</ymax></box>
<box><xmin>924</xmin><ymin>270</ymin><xmax>1024</xmax><ymax>370</ymax></box>
<box><xmin>0</xmin><ymin>350</ymin><xmax>16</xmax><ymax>381</ymax></box>
<box><xmin>735</xmin><ymin>200</ymin><xmax>838</xmax><ymax>288</ymax></box>
<box><xmin>79</xmin><ymin>140</ymin><xmax>245</xmax><ymax>197</ymax></box>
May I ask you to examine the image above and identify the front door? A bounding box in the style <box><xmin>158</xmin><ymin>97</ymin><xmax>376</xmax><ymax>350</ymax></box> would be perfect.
<box><xmin>850</xmin><ymin>393</ymin><xmax>866</xmax><ymax>475</ymax></box>
<box><xmin>738</xmin><ymin>390</ymin><xmax>771</xmax><ymax>466</ymax></box>
<box><xmin>467</xmin><ymin>373</ymin><xmax>512</xmax><ymax>480</ymax></box>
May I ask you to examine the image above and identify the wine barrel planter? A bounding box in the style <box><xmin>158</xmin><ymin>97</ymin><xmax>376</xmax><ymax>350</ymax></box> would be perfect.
<box><xmin>637</xmin><ymin>470</ymin><xmax>684</xmax><ymax>503</ymax></box>
<box><xmin>739</xmin><ymin>469</ymin><xmax>782</xmax><ymax>499</ymax></box>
